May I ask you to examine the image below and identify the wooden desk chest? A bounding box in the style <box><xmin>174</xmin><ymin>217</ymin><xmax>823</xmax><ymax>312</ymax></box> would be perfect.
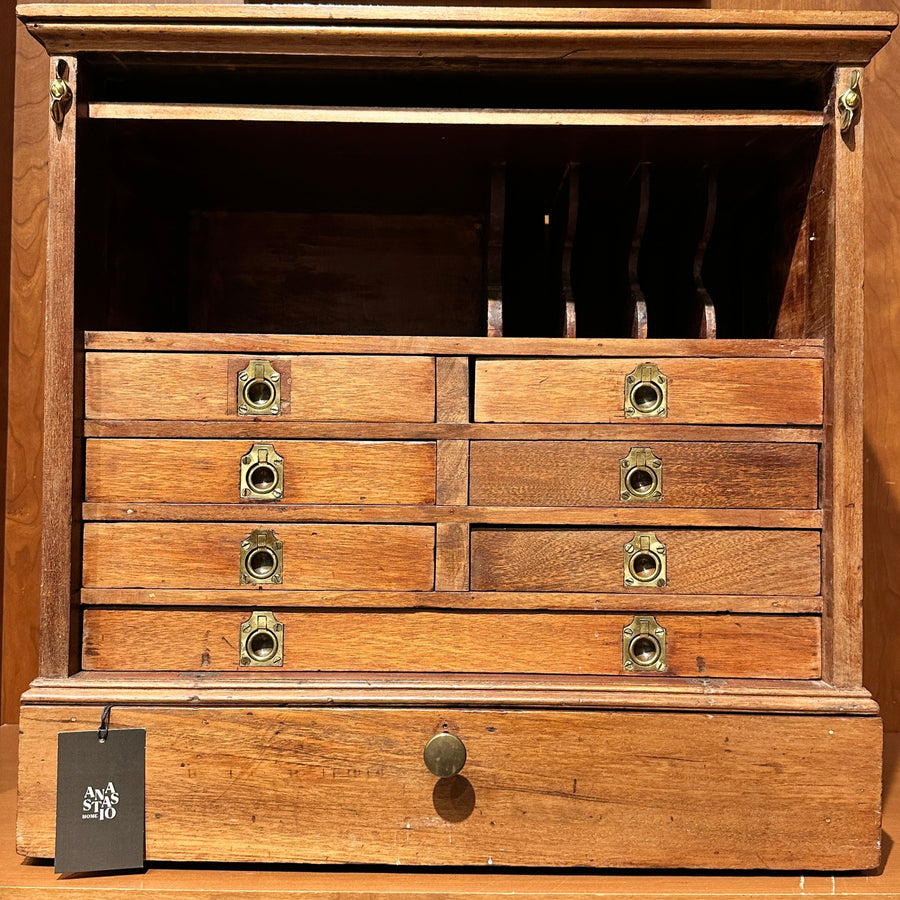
<box><xmin>14</xmin><ymin>4</ymin><xmax>895</xmax><ymax>869</ymax></box>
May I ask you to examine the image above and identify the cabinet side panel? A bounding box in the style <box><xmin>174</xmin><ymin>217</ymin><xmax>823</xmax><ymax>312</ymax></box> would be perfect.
<box><xmin>38</xmin><ymin>56</ymin><xmax>77</xmax><ymax>678</ymax></box>
<box><xmin>1</xmin><ymin>24</ymin><xmax>46</xmax><ymax>723</ymax></box>
<box><xmin>824</xmin><ymin>68</ymin><xmax>866</xmax><ymax>687</ymax></box>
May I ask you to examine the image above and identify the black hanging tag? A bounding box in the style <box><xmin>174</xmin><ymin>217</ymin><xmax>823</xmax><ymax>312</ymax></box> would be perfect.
<box><xmin>54</xmin><ymin>707</ymin><xmax>145</xmax><ymax>874</ymax></box>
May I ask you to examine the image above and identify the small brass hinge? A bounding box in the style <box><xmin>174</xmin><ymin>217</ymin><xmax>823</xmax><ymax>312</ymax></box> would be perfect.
<box><xmin>838</xmin><ymin>70</ymin><xmax>861</xmax><ymax>134</ymax></box>
<box><xmin>49</xmin><ymin>60</ymin><xmax>72</xmax><ymax>125</ymax></box>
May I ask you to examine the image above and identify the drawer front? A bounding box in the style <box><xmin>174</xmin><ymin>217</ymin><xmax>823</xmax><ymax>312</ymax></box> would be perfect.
<box><xmin>85</xmin><ymin>353</ymin><xmax>436</xmax><ymax>422</ymax></box>
<box><xmin>17</xmin><ymin>706</ymin><xmax>882</xmax><ymax>869</ymax></box>
<box><xmin>469</xmin><ymin>441</ymin><xmax>818</xmax><ymax>508</ymax></box>
<box><xmin>474</xmin><ymin>358</ymin><xmax>823</xmax><ymax>424</ymax></box>
<box><xmin>85</xmin><ymin>439</ymin><xmax>436</xmax><ymax>505</ymax></box>
<box><xmin>81</xmin><ymin>609</ymin><xmax>820</xmax><ymax>679</ymax></box>
<box><xmin>471</xmin><ymin>528</ymin><xmax>820</xmax><ymax>595</ymax></box>
<box><xmin>82</xmin><ymin>523</ymin><xmax>435</xmax><ymax>590</ymax></box>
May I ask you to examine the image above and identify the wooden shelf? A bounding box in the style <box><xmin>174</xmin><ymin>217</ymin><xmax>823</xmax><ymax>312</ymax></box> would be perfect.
<box><xmin>1</xmin><ymin>722</ymin><xmax>897</xmax><ymax>897</ymax></box>
<box><xmin>87</xmin><ymin>104</ymin><xmax>827</xmax><ymax>127</ymax></box>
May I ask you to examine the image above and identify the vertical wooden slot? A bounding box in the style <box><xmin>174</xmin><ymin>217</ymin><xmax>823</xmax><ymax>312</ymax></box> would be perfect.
<box><xmin>486</xmin><ymin>163</ymin><xmax>505</xmax><ymax>337</ymax></box>
<box><xmin>694</xmin><ymin>166</ymin><xmax>718</xmax><ymax>339</ymax></box>
<box><xmin>629</xmin><ymin>163</ymin><xmax>650</xmax><ymax>339</ymax></box>
<box><xmin>561</xmin><ymin>163</ymin><xmax>579</xmax><ymax>337</ymax></box>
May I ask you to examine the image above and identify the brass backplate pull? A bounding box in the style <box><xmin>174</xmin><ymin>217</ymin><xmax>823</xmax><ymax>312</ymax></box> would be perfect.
<box><xmin>620</xmin><ymin>447</ymin><xmax>663</xmax><ymax>501</ymax></box>
<box><xmin>624</xmin><ymin>362</ymin><xmax>668</xmax><ymax>418</ymax></box>
<box><xmin>50</xmin><ymin>60</ymin><xmax>72</xmax><ymax>125</ymax></box>
<box><xmin>239</xmin><ymin>610</ymin><xmax>284</xmax><ymax>667</ymax></box>
<box><xmin>240</xmin><ymin>443</ymin><xmax>284</xmax><ymax>501</ymax></box>
<box><xmin>237</xmin><ymin>359</ymin><xmax>281</xmax><ymax>416</ymax></box>
<box><xmin>623</xmin><ymin>532</ymin><xmax>667</xmax><ymax>588</ymax></box>
<box><xmin>838</xmin><ymin>70</ymin><xmax>861</xmax><ymax>133</ymax></box>
<box><xmin>622</xmin><ymin>614</ymin><xmax>667</xmax><ymax>673</ymax></box>
<box><xmin>240</xmin><ymin>528</ymin><xmax>283</xmax><ymax>585</ymax></box>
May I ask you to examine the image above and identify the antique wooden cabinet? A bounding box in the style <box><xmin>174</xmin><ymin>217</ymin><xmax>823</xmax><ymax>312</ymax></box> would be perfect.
<box><xmin>14</xmin><ymin>3</ymin><xmax>896</xmax><ymax>869</ymax></box>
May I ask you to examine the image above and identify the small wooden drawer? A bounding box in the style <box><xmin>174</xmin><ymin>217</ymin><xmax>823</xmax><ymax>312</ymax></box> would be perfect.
<box><xmin>80</xmin><ymin>608</ymin><xmax>820</xmax><ymax>679</ymax></box>
<box><xmin>85</xmin><ymin>439</ymin><xmax>436</xmax><ymax>505</ymax></box>
<box><xmin>17</xmin><ymin>705</ymin><xmax>881</xmax><ymax>868</ymax></box>
<box><xmin>84</xmin><ymin>352</ymin><xmax>436</xmax><ymax>422</ymax></box>
<box><xmin>82</xmin><ymin>522</ymin><xmax>435</xmax><ymax>590</ymax></box>
<box><xmin>471</xmin><ymin>527</ymin><xmax>820</xmax><ymax>595</ymax></box>
<box><xmin>474</xmin><ymin>357</ymin><xmax>823</xmax><ymax>424</ymax></box>
<box><xmin>470</xmin><ymin>440</ymin><xmax>818</xmax><ymax>508</ymax></box>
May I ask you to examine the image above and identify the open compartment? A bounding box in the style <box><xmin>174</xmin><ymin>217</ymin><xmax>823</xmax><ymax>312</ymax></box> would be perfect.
<box><xmin>74</xmin><ymin>56</ymin><xmax>832</xmax><ymax>340</ymax></box>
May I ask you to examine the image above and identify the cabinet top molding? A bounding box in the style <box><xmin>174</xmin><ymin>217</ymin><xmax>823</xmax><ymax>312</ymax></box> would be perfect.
<box><xmin>18</xmin><ymin>4</ymin><xmax>896</xmax><ymax>63</ymax></box>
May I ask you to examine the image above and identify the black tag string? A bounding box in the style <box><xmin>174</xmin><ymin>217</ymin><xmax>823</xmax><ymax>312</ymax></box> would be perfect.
<box><xmin>98</xmin><ymin>705</ymin><xmax>112</xmax><ymax>743</ymax></box>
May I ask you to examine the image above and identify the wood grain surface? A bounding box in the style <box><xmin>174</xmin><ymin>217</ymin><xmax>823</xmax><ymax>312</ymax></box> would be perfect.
<box><xmin>80</xmin><ymin>503</ymin><xmax>824</xmax><ymax>529</ymax></box>
<box><xmin>474</xmin><ymin>358</ymin><xmax>824</xmax><ymax>425</ymax></box>
<box><xmin>82</xmin><ymin>420</ymin><xmax>826</xmax><ymax>443</ymax></box>
<box><xmin>78</xmin><ymin>588</ymin><xmax>823</xmax><ymax>614</ymax></box>
<box><xmin>1</xmin><ymin>22</ymin><xmax>47</xmax><ymax>723</ymax></box>
<box><xmin>80</xmin><ymin>608</ymin><xmax>821</xmax><ymax>678</ymax></box>
<box><xmin>85</xmin><ymin>439</ymin><xmax>436</xmax><ymax>505</ymax></box>
<box><xmin>862</xmin><ymin>0</ymin><xmax>900</xmax><ymax>733</ymax></box>
<box><xmin>85</xmin><ymin>331</ymin><xmax>827</xmax><ymax>358</ymax></box>
<box><xmin>471</xmin><ymin>528</ymin><xmax>821</xmax><ymax>596</ymax></box>
<box><xmin>6</xmin><ymin>721</ymin><xmax>900</xmax><ymax>892</ymax></box>
<box><xmin>18</xmin><ymin>8</ymin><xmax>895</xmax><ymax>63</ymax></box>
<box><xmin>15</xmin><ymin>5</ymin><xmax>899</xmax><ymax>27</ymax></box>
<box><xmin>88</xmin><ymin>104</ymin><xmax>829</xmax><ymax>128</ymax></box>
<box><xmin>85</xmin><ymin>353</ymin><xmax>436</xmax><ymax>422</ymax></box>
<box><xmin>82</xmin><ymin>523</ymin><xmax>435</xmax><ymax>590</ymax></box>
<box><xmin>0</xmin><ymin>0</ymin><xmax>13</xmax><ymax>727</ymax></box>
<box><xmin>19</xmin><ymin>672</ymin><xmax>879</xmax><ymax>715</ymax></box>
<box><xmin>38</xmin><ymin>54</ymin><xmax>77</xmax><ymax>679</ymax></box>
<box><xmin>469</xmin><ymin>440</ymin><xmax>818</xmax><ymax>508</ymax></box>
<box><xmin>15</xmin><ymin>708</ymin><xmax>882</xmax><ymax>869</ymax></box>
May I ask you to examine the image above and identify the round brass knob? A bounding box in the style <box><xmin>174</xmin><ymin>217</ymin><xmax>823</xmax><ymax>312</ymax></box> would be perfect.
<box><xmin>424</xmin><ymin>733</ymin><xmax>467</xmax><ymax>778</ymax></box>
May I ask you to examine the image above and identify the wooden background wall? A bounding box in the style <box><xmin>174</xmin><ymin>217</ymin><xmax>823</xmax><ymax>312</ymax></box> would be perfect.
<box><xmin>2</xmin><ymin>0</ymin><xmax>899</xmax><ymax>727</ymax></box>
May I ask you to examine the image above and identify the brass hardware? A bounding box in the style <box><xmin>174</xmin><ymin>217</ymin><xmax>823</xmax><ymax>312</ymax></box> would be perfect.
<box><xmin>424</xmin><ymin>732</ymin><xmax>467</xmax><ymax>778</ymax></box>
<box><xmin>622</xmin><ymin>614</ymin><xmax>667</xmax><ymax>673</ymax></box>
<box><xmin>239</xmin><ymin>610</ymin><xmax>284</xmax><ymax>667</ymax></box>
<box><xmin>620</xmin><ymin>447</ymin><xmax>663</xmax><ymax>502</ymax></box>
<box><xmin>838</xmin><ymin>70</ymin><xmax>861</xmax><ymax>133</ymax></box>
<box><xmin>624</xmin><ymin>362</ymin><xmax>668</xmax><ymax>418</ymax></box>
<box><xmin>49</xmin><ymin>60</ymin><xmax>72</xmax><ymax>125</ymax></box>
<box><xmin>237</xmin><ymin>360</ymin><xmax>281</xmax><ymax>416</ymax></box>
<box><xmin>240</xmin><ymin>528</ymin><xmax>283</xmax><ymax>585</ymax></box>
<box><xmin>240</xmin><ymin>443</ymin><xmax>284</xmax><ymax>501</ymax></box>
<box><xmin>623</xmin><ymin>532</ymin><xmax>667</xmax><ymax>588</ymax></box>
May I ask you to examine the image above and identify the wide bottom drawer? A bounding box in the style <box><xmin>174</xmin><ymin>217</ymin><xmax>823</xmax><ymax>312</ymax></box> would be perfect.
<box><xmin>18</xmin><ymin>706</ymin><xmax>881</xmax><ymax>869</ymax></box>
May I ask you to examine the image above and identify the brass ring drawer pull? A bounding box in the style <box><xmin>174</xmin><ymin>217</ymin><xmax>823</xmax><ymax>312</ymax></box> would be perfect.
<box><xmin>240</xmin><ymin>443</ymin><xmax>284</xmax><ymax>501</ymax></box>
<box><xmin>623</xmin><ymin>532</ymin><xmax>667</xmax><ymax>588</ymax></box>
<box><xmin>624</xmin><ymin>361</ymin><xmax>668</xmax><ymax>418</ymax></box>
<box><xmin>622</xmin><ymin>614</ymin><xmax>668</xmax><ymax>672</ymax></box>
<box><xmin>620</xmin><ymin>447</ymin><xmax>663</xmax><ymax>501</ymax></box>
<box><xmin>240</xmin><ymin>528</ymin><xmax>283</xmax><ymax>585</ymax></box>
<box><xmin>424</xmin><ymin>733</ymin><xmax>467</xmax><ymax>778</ymax></box>
<box><xmin>237</xmin><ymin>359</ymin><xmax>281</xmax><ymax>416</ymax></box>
<box><xmin>239</xmin><ymin>610</ymin><xmax>284</xmax><ymax>667</ymax></box>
